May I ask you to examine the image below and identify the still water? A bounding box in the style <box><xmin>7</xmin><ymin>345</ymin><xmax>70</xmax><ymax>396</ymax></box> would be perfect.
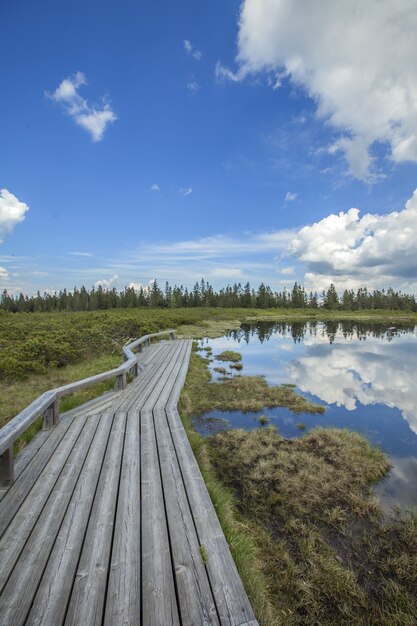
<box><xmin>195</xmin><ymin>321</ymin><xmax>417</xmax><ymax>512</ymax></box>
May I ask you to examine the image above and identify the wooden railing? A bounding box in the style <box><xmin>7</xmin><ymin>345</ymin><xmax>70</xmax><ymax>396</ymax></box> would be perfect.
<box><xmin>0</xmin><ymin>329</ymin><xmax>176</xmax><ymax>487</ymax></box>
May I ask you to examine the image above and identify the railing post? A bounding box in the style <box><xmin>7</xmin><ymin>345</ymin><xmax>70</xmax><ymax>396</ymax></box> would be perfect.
<box><xmin>0</xmin><ymin>447</ymin><xmax>14</xmax><ymax>488</ymax></box>
<box><xmin>169</xmin><ymin>331</ymin><xmax>176</xmax><ymax>340</ymax></box>
<box><xmin>115</xmin><ymin>372</ymin><xmax>127</xmax><ymax>390</ymax></box>
<box><xmin>43</xmin><ymin>399</ymin><xmax>59</xmax><ymax>430</ymax></box>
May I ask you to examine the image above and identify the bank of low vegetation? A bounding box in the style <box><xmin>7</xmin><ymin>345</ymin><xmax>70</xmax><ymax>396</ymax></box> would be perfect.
<box><xmin>1</xmin><ymin>307</ymin><xmax>416</xmax><ymax>428</ymax></box>
<box><xmin>179</xmin><ymin>349</ymin><xmax>417</xmax><ymax>626</ymax></box>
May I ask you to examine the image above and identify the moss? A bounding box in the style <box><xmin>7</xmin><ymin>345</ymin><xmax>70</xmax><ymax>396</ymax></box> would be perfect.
<box><xmin>207</xmin><ymin>427</ymin><xmax>417</xmax><ymax>625</ymax></box>
<box><xmin>215</xmin><ymin>350</ymin><xmax>242</xmax><ymax>362</ymax></box>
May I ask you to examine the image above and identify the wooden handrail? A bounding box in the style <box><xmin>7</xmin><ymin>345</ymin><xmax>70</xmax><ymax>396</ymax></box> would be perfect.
<box><xmin>0</xmin><ymin>329</ymin><xmax>176</xmax><ymax>487</ymax></box>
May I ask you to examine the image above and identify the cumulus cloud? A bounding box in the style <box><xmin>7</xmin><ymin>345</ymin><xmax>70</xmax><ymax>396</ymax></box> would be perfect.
<box><xmin>183</xmin><ymin>39</ymin><xmax>202</xmax><ymax>60</ymax></box>
<box><xmin>94</xmin><ymin>274</ymin><xmax>118</xmax><ymax>289</ymax></box>
<box><xmin>151</xmin><ymin>183</ymin><xmax>160</xmax><ymax>191</ymax></box>
<box><xmin>49</xmin><ymin>72</ymin><xmax>117</xmax><ymax>142</ymax></box>
<box><xmin>0</xmin><ymin>189</ymin><xmax>29</xmax><ymax>242</ymax></box>
<box><xmin>179</xmin><ymin>187</ymin><xmax>193</xmax><ymax>196</ymax></box>
<box><xmin>289</xmin><ymin>188</ymin><xmax>417</xmax><ymax>292</ymax></box>
<box><xmin>285</xmin><ymin>191</ymin><xmax>297</xmax><ymax>201</ymax></box>
<box><xmin>223</xmin><ymin>0</ymin><xmax>417</xmax><ymax>180</ymax></box>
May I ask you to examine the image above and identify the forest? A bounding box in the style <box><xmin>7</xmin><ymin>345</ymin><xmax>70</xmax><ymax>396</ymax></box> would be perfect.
<box><xmin>1</xmin><ymin>279</ymin><xmax>416</xmax><ymax>312</ymax></box>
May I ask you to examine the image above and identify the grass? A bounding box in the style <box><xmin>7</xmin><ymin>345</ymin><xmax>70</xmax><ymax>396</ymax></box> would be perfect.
<box><xmin>179</xmin><ymin>344</ymin><xmax>417</xmax><ymax>626</ymax></box>
<box><xmin>180</xmin><ymin>349</ymin><xmax>325</xmax><ymax>416</ymax></box>
<box><xmin>208</xmin><ymin>427</ymin><xmax>417</xmax><ymax>625</ymax></box>
<box><xmin>215</xmin><ymin>350</ymin><xmax>243</xmax><ymax>362</ymax></box>
<box><xmin>0</xmin><ymin>353</ymin><xmax>121</xmax><ymax>429</ymax></box>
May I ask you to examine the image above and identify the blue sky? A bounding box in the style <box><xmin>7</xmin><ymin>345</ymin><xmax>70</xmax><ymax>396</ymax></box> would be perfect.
<box><xmin>1</xmin><ymin>0</ymin><xmax>417</xmax><ymax>295</ymax></box>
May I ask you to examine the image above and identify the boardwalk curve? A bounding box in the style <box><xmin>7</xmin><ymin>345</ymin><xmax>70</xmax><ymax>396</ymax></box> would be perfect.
<box><xmin>0</xmin><ymin>334</ymin><xmax>258</xmax><ymax>625</ymax></box>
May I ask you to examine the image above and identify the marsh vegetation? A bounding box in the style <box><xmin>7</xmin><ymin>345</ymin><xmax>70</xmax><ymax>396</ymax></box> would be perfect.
<box><xmin>180</xmin><ymin>344</ymin><xmax>417</xmax><ymax>626</ymax></box>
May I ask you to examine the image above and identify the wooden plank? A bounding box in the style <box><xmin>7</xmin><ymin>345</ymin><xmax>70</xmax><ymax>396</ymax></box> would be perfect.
<box><xmin>153</xmin><ymin>340</ymin><xmax>223</xmax><ymax>624</ymax></box>
<box><xmin>64</xmin><ymin>412</ymin><xmax>127</xmax><ymax>626</ymax></box>
<box><xmin>26</xmin><ymin>411</ymin><xmax>115</xmax><ymax>626</ymax></box>
<box><xmin>141</xmin><ymin>407</ymin><xmax>180</xmax><ymax>626</ymax></box>
<box><xmin>0</xmin><ymin>447</ymin><xmax>13</xmax><ymax>488</ymax></box>
<box><xmin>118</xmin><ymin>342</ymin><xmax>180</xmax><ymax>415</ymax></box>
<box><xmin>0</xmin><ymin>415</ymin><xmax>99</xmax><ymax>625</ymax></box>
<box><xmin>0</xmin><ymin>411</ymin><xmax>77</xmax><ymax>539</ymax></box>
<box><xmin>103</xmin><ymin>410</ymin><xmax>140</xmax><ymax>626</ymax></box>
<box><xmin>0</xmin><ymin>413</ymin><xmax>90</xmax><ymax>595</ymax></box>
<box><xmin>153</xmin><ymin>406</ymin><xmax>219</xmax><ymax>626</ymax></box>
<box><xmin>103</xmin><ymin>342</ymin><xmax>180</xmax><ymax>626</ymax></box>
<box><xmin>163</xmin><ymin>342</ymin><xmax>257</xmax><ymax>625</ymax></box>
<box><xmin>166</xmin><ymin>406</ymin><xmax>257</xmax><ymax>626</ymax></box>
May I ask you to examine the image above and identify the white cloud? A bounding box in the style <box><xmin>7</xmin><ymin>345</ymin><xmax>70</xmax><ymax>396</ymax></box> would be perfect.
<box><xmin>151</xmin><ymin>183</ymin><xmax>160</xmax><ymax>191</ymax></box>
<box><xmin>127</xmin><ymin>281</ymin><xmax>147</xmax><ymax>292</ymax></box>
<box><xmin>179</xmin><ymin>187</ymin><xmax>193</xmax><ymax>196</ymax></box>
<box><xmin>289</xmin><ymin>188</ymin><xmax>417</xmax><ymax>291</ymax></box>
<box><xmin>215</xmin><ymin>61</ymin><xmax>246</xmax><ymax>83</ymax></box>
<box><xmin>94</xmin><ymin>274</ymin><xmax>118</xmax><ymax>289</ymax></box>
<box><xmin>0</xmin><ymin>189</ymin><xmax>29</xmax><ymax>242</ymax></box>
<box><xmin>223</xmin><ymin>0</ymin><xmax>417</xmax><ymax>180</ymax></box>
<box><xmin>186</xmin><ymin>81</ymin><xmax>200</xmax><ymax>93</ymax></box>
<box><xmin>285</xmin><ymin>191</ymin><xmax>297</xmax><ymax>201</ymax></box>
<box><xmin>49</xmin><ymin>72</ymin><xmax>117</xmax><ymax>142</ymax></box>
<box><xmin>211</xmin><ymin>268</ymin><xmax>243</xmax><ymax>278</ymax></box>
<box><xmin>68</xmin><ymin>251</ymin><xmax>94</xmax><ymax>257</ymax></box>
<box><xmin>288</xmin><ymin>332</ymin><xmax>417</xmax><ymax>434</ymax></box>
<box><xmin>0</xmin><ymin>266</ymin><xmax>9</xmax><ymax>280</ymax></box>
<box><xmin>281</xmin><ymin>266</ymin><xmax>294</xmax><ymax>275</ymax></box>
<box><xmin>183</xmin><ymin>39</ymin><xmax>202</xmax><ymax>60</ymax></box>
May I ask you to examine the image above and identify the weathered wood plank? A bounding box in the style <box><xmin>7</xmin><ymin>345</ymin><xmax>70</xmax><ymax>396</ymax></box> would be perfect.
<box><xmin>0</xmin><ymin>413</ymin><xmax>90</xmax><ymax>596</ymax></box>
<box><xmin>0</xmin><ymin>447</ymin><xmax>13</xmax><ymax>488</ymax></box>
<box><xmin>0</xmin><ymin>391</ymin><xmax>56</xmax><ymax>457</ymax></box>
<box><xmin>104</xmin><ymin>343</ymin><xmax>182</xmax><ymax>625</ymax></box>
<box><xmin>163</xmin><ymin>343</ymin><xmax>257</xmax><ymax>626</ymax></box>
<box><xmin>153</xmin><ymin>406</ymin><xmax>219</xmax><ymax>626</ymax></box>
<box><xmin>64</xmin><ymin>412</ymin><xmax>126</xmax><ymax>626</ymax></box>
<box><xmin>166</xmin><ymin>406</ymin><xmax>257</xmax><ymax>626</ymax></box>
<box><xmin>141</xmin><ymin>407</ymin><xmax>180</xmax><ymax>626</ymax></box>
<box><xmin>0</xmin><ymin>412</ymin><xmax>77</xmax><ymax>539</ymax></box>
<box><xmin>0</xmin><ymin>414</ymin><xmax>98</xmax><ymax>625</ymax></box>
<box><xmin>26</xmin><ymin>411</ymin><xmax>115</xmax><ymax>626</ymax></box>
<box><xmin>103</xmin><ymin>410</ymin><xmax>140</xmax><ymax>626</ymax></box>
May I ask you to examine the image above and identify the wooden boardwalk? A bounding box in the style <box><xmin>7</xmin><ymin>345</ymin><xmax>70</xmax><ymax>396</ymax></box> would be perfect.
<box><xmin>0</xmin><ymin>339</ymin><xmax>258</xmax><ymax>626</ymax></box>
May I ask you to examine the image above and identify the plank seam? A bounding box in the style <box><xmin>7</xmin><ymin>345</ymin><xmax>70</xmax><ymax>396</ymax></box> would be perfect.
<box><xmin>61</xmin><ymin>411</ymin><xmax>117</xmax><ymax>625</ymax></box>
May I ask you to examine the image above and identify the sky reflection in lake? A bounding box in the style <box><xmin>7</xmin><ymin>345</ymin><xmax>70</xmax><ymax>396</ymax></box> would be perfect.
<box><xmin>196</xmin><ymin>321</ymin><xmax>417</xmax><ymax>512</ymax></box>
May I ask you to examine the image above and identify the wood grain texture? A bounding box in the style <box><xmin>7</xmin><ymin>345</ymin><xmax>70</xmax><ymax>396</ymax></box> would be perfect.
<box><xmin>103</xmin><ymin>410</ymin><xmax>141</xmax><ymax>626</ymax></box>
<box><xmin>26</xmin><ymin>411</ymin><xmax>115</xmax><ymax>626</ymax></box>
<box><xmin>0</xmin><ymin>337</ymin><xmax>259</xmax><ymax>626</ymax></box>
<box><xmin>0</xmin><ymin>415</ymin><xmax>98</xmax><ymax>625</ymax></box>
<box><xmin>64</xmin><ymin>413</ymin><xmax>126</xmax><ymax>626</ymax></box>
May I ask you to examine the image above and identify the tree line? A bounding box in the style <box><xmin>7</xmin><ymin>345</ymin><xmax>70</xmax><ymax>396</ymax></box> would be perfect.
<box><xmin>1</xmin><ymin>280</ymin><xmax>416</xmax><ymax>313</ymax></box>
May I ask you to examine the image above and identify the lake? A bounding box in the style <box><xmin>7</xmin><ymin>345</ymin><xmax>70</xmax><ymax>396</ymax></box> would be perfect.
<box><xmin>195</xmin><ymin>321</ymin><xmax>417</xmax><ymax>513</ymax></box>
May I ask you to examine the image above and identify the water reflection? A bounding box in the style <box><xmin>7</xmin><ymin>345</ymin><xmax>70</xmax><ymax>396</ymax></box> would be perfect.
<box><xmin>198</xmin><ymin>321</ymin><xmax>417</xmax><ymax>511</ymax></box>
